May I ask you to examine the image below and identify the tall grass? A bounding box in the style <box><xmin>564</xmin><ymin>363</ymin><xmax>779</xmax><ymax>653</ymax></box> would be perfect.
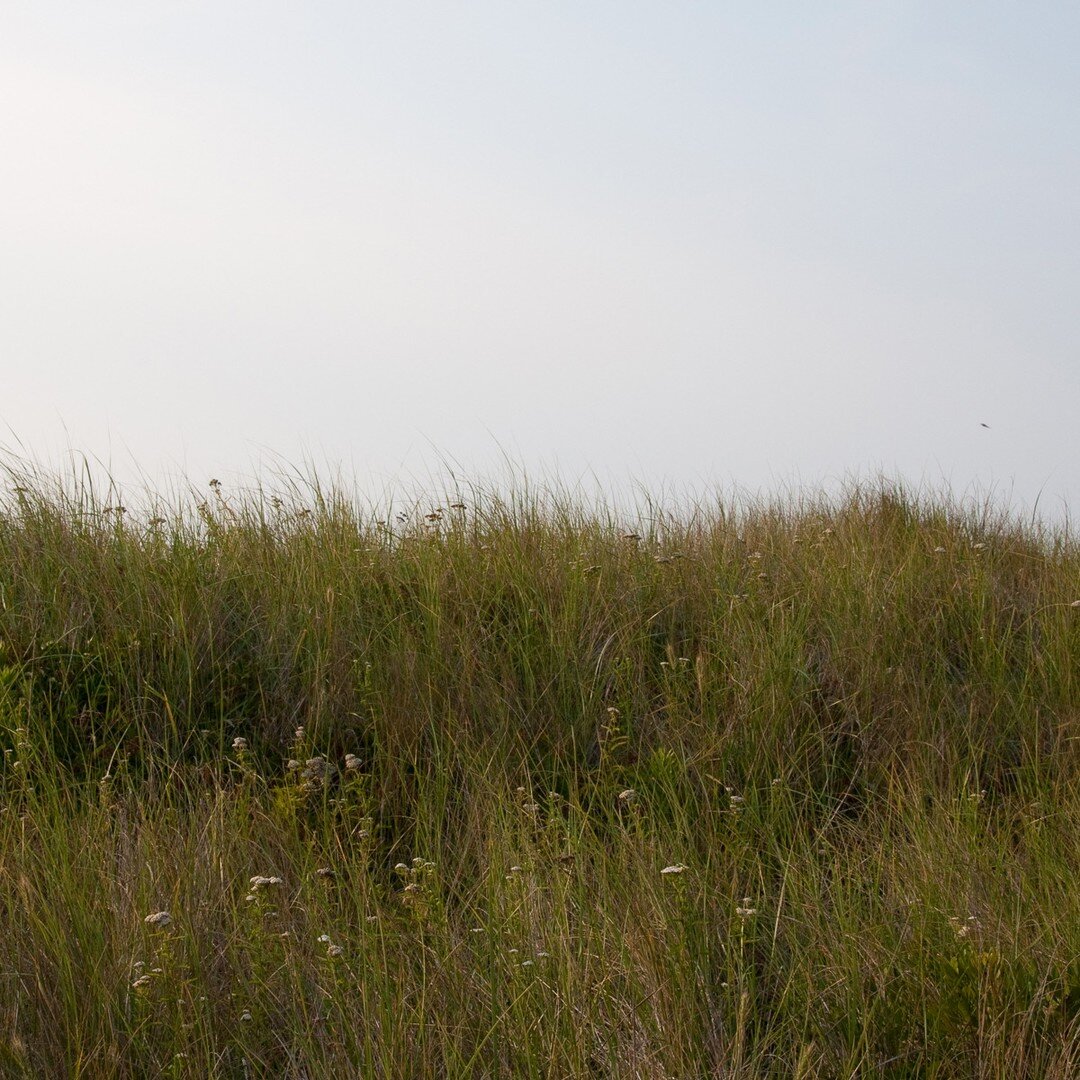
<box><xmin>1</xmin><ymin>463</ymin><xmax>1079</xmax><ymax>1076</ymax></box>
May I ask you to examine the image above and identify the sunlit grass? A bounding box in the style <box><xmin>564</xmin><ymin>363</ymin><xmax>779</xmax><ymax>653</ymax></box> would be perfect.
<box><xmin>1</xmin><ymin>462</ymin><xmax>1079</xmax><ymax>1076</ymax></box>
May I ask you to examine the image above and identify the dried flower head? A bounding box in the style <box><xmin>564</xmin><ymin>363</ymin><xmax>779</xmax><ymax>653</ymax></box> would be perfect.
<box><xmin>231</xmin><ymin>737</ymin><xmax>248</xmax><ymax>752</ymax></box>
<box><xmin>249</xmin><ymin>875</ymin><xmax>283</xmax><ymax>890</ymax></box>
<box><xmin>144</xmin><ymin>911</ymin><xmax>172</xmax><ymax>929</ymax></box>
<box><xmin>661</xmin><ymin>864</ymin><xmax>688</xmax><ymax>875</ymax></box>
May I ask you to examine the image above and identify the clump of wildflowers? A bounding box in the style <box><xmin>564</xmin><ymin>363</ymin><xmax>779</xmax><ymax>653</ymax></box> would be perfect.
<box><xmin>249</xmin><ymin>875</ymin><xmax>283</xmax><ymax>891</ymax></box>
<box><xmin>300</xmin><ymin>756</ymin><xmax>333</xmax><ymax>793</ymax></box>
<box><xmin>396</xmin><ymin>857</ymin><xmax>441</xmax><ymax>922</ymax></box>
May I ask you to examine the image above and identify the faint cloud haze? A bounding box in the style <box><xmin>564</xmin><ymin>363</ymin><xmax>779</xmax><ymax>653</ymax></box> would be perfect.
<box><xmin>1</xmin><ymin>3</ymin><xmax>1077</xmax><ymax>520</ymax></box>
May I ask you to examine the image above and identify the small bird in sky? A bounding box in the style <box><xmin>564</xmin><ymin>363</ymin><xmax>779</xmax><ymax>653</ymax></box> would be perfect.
<box><xmin>980</xmin><ymin>422</ymin><xmax>990</xmax><ymax>428</ymax></box>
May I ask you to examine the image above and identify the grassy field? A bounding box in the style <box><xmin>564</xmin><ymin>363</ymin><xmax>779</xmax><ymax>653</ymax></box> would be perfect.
<box><xmin>1</xmin><ymin>466</ymin><xmax>1079</xmax><ymax>1077</ymax></box>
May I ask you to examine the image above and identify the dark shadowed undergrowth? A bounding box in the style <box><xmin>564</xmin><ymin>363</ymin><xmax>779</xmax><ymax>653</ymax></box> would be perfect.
<box><xmin>1</xmin><ymin>462</ymin><xmax>1079</xmax><ymax>1077</ymax></box>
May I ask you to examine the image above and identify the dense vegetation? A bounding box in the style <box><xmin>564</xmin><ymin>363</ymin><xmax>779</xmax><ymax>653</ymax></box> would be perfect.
<box><xmin>1</xmin><ymin>466</ymin><xmax>1078</xmax><ymax>1077</ymax></box>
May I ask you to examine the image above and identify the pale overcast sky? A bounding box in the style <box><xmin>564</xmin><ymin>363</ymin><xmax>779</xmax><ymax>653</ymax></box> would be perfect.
<box><xmin>2</xmin><ymin>3</ymin><xmax>1078</xmax><ymax>516</ymax></box>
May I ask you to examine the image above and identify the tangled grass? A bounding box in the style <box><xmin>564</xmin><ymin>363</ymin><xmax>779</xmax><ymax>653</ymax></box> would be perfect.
<box><xmin>0</xmin><ymin>464</ymin><xmax>1079</xmax><ymax>1076</ymax></box>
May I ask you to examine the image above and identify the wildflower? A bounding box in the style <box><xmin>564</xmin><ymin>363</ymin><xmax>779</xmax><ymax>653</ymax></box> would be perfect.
<box><xmin>317</xmin><ymin>934</ymin><xmax>332</xmax><ymax>943</ymax></box>
<box><xmin>949</xmin><ymin>914</ymin><xmax>980</xmax><ymax>939</ymax></box>
<box><xmin>131</xmin><ymin>975</ymin><xmax>152</xmax><ymax>989</ymax></box>
<box><xmin>240</xmin><ymin>1010</ymin><xmax>253</xmax><ymax>1023</ymax></box>
<box><xmin>327</xmin><ymin>944</ymin><xmax>344</xmax><ymax>958</ymax></box>
<box><xmin>316</xmin><ymin>867</ymin><xmax>335</xmax><ymax>879</ymax></box>
<box><xmin>618</xmin><ymin>789</ymin><xmax>637</xmax><ymax>803</ymax></box>
<box><xmin>661</xmin><ymin>864</ymin><xmax>688</xmax><ymax>875</ymax></box>
<box><xmin>934</xmin><ymin>546</ymin><xmax>946</xmax><ymax>553</ymax></box>
<box><xmin>249</xmin><ymin>875</ymin><xmax>283</xmax><ymax>890</ymax></box>
<box><xmin>144</xmin><ymin>911</ymin><xmax>172</xmax><ymax>929</ymax></box>
<box><xmin>294</xmin><ymin>726</ymin><xmax>305</xmax><ymax>741</ymax></box>
<box><xmin>344</xmin><ymin>753</ymin><xmax>362</xmax><ymax>771</ymax></box>
<box><xmin>232</xmin><ymin>737</ymin><xmax>248</xmax><ymax>752</ymax></box>
<box><xmin>736</xmin><ymin>897</ymin><xmax>758</xmax><ymax>918</ymax></box>
<box><xmin>521</xmin><ymin>802</ymin><xmax>540</xmax><ymax>812</ymax></box>
<box><xmin>1071</xmin><ymin>600</ymin><xmax>1080</xmax><ymax>608</ymax></box>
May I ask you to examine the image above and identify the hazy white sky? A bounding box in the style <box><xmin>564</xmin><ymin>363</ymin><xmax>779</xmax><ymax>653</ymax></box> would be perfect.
<box><xmin>3</xmin><ymin>3</ymin><xmax>1078</xmax><ymax>515</ymax></box>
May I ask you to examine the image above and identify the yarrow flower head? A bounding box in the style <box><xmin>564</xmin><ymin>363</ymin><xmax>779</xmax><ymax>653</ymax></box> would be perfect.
<box><xmin>231</xmin><ymin>737</ymin><xmax>248</xmax><ymax>752</ymax></box>
<box><xmin>660</xmin><ymin>864</ymin><xmax>688</xmax><ymax>875</ymax></box>
<box><xmin>249</xmin><ymin>875</ymin><xmax>283</xmax><ymax>890</ymax></box>
<box><xmin>144</xmin><ymin>911</ymin><xmax>172</xmax><ymax>929</ymax></box>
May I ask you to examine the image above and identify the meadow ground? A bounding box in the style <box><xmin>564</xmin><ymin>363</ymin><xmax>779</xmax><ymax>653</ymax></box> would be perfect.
<box><xmin>1</xmin><ymin>466</ymin><xmax>1079</xmax><ymax>1077</ymax></box>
